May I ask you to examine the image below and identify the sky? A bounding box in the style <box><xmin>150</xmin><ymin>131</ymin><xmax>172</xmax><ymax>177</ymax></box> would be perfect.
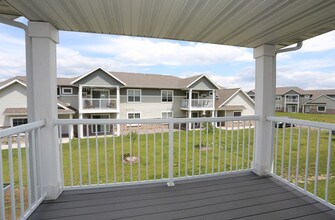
<box><xmin>0</xmin><ymin>18</ymin><xmax>335</xmax><ymax>91</ymax></box>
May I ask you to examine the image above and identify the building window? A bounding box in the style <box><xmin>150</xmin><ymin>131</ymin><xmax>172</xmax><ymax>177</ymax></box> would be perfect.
<box><xmin>62</xmin><ymin>87</ymin><xmax>73</xmax><ymax>95</ymax></box>
<box><xmin>128</xmin><ymin>112</ymin><xmax>141</xmax><ymax>119</ymax></box>
<box><xmin>317</xmin><ymin>106</ymin><xmax>326</xmax><ymax>112</ymax></box>
<box><xmin>233</xmin><ymin>112</ymin><xmax>242</xmax><ymax>117</ymax></box>
<box><xmin>161</xmin><ymin>90</ymin><xmax>173</xmax><ymax>102</ymax></box>
<box><xmin>127</xmin><ymin>89</ymin><xmax>141</xmax><ymax>102</ymax></box>
<box><xmin>276</xmin><ymin>96</ymin><xmax>282</xmax><ymax>101</ymax></box>
<box><xmin>162</xmin><ymin>111</ymin><xmax>173</xmax><ymax>119</ymax></box>
<box><xmin>91</xmin><ymin>115</ymin><xmax>110</xmax><ymax>133</ymax></box>
<box><xmin>275</xmin><ymin>104</ymin><xmax>282</xmax><ymax>110</ymax></box>
<box><xmin>11</xmin><ymin>117</ymin><xmax>28</xmax><ymax>127</ymax></box>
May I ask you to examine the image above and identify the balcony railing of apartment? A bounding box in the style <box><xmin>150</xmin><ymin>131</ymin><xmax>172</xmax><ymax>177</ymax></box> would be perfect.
<box><xmin>1</xmin><ymin>116</ymin><xmax>335</xmax><ymax>219</ymax></box>
<box><xmin>181</xmin><ymin>99</ymin><xmax>213</xmax><ymax>109</ymax></box>
<box><xmin>285</xmin><ymin>97</ymin><xmax>299</xmax><ymax>103</ymax></box>
<box><xmin>0</xmin><ymin>121</ymin><xmax>46</xmax><ymax>220</ymax></box>
<box><xmin>82</xmin><ymin>98</ymin><xmax>117</xmax><ymax>110</ymax></box>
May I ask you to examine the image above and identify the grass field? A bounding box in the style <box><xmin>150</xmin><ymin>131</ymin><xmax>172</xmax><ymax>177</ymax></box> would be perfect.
<box><xmin>2</xmin><ymin>113</ymin><xmax>335</xmax><ymax>218</ymax></box>
<box><xmin>276</xmin><ymin>112</ymin><xmax>335</xmax><ymax>123</ymax></box>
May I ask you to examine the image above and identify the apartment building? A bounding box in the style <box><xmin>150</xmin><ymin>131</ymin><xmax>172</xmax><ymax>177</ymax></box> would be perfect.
<box><xmin>0</xmin><ymin>67</ymin><xmax>255</xmax><ymax>136</ymax></box>
<box><xmin>248</xmin><ymin>86</ymin><xmax>335</xmax><ymax>114</ymax></box>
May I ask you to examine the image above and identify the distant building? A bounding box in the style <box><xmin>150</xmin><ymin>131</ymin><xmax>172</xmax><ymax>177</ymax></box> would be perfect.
<box><xmin>248</xmin><ymin>87</ymin><xmax>335</xmax><ymax>114</ymax></box>
<box><xmin>0</xmin><ymin>67</ymin><xmax>255</xmax><ymax>136</ymax></box>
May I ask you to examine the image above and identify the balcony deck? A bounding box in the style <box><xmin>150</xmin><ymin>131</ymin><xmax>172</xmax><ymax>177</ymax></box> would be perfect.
<box><xmin>28</xmin><ymin>172</ymin><xmax>335</xmax><ymax>220</ymax></box>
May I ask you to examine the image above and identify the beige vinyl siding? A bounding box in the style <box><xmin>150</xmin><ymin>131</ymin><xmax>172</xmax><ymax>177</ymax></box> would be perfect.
<box><xmin>224</xmin><ymin>91</ymin><xmax>255</xmax><ymax>115</ymax></box>
<box><xmin>0</xmin><ymin>83</ymin><xmax>27</xmax><ymax>127</ymax></box>
<box><xmin>120</xmin><ymin>96</ymin><xmax>184</xmax><ymax>119</ymax></box>
<box><xmin>304</xmin><ymin>95</ymin><xmax>335</xmax><ymax>114</ymax></box>
<box><xmin>188</xmin><ymin>77</ymin><xmax>217</xmax><ymax>90</ymax></box>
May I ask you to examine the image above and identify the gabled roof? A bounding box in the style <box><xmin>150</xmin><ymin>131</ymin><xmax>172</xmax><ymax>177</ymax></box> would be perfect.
<box><xmin>303</xmin><ymin>94</ymin><xmax>335</xmax><ymax>105</ymax></box>
<box><xmin>251</xmin><ymin>86</ymin><xmax>309</xmax><ymax>96</ymax></box>
<box><xmin>276</xmin><ymin>87</ymin><xmax>308</xmax><ymax>95</ymax></box>
<box><xmin>182</xmin><ymin>74</ymin><xmax>220</xmax><ymax>89</ymax></box>
<box><xmin>0</xmin><ymin>76</ymin><xmax>27</xmax><ymax>90</ymax></box>
<box><xmin>111</xmin><ymin>72</ymin><xmax>181</xmax><ymax>89</ymax></box>
<box><xmin>71</xmin><ymin>67</ymin><xmax>126</xmax><ymax>85</ymax></box>
<box><xmin>306</xmin><ymin>89</ymin><xmax>335</xmax><ymax>98</ymax></box>
<box><xmin>0</xmin><ymin>72</ymin><xmax>221</xmax><ymax>90</ymax></box>
<box><xmin>216</xmin><ymin>88</ymin><xmax>255</xmax><ymax>109</ymax></box>
<box><xmin>215</xmin><ymin>88</ymin><xmax>240</xmax><ymax>109</ymax></box>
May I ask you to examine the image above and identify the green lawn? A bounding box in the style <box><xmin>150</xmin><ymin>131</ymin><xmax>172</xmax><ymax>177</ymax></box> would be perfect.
<box><xmin>276</xmin><ymin>112</ymin><xmax>335</xmax><ymax>123</ymax></box>
<box><xmin>59</xmin><ymin>127</ymin><xmax>255</xmax><ymax>186</ymax></box>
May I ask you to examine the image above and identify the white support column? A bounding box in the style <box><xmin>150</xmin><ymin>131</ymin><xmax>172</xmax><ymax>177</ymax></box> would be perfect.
<box><xmin>78</xmin><ymin>85</ymin><xmax>83</xmax><ymax>111</ymax></box>
<box><xmin>116</xmin><ymin>113</ymin><xmax>120</xmax><ymax>136</ymax></box>
<box><xmin>212</xmin><ymin>89</ymin><xmax>215</xmax><ymax>109</ymax></box>
<box><xmin>284</xmin><ymin>94</ymin><xmax>287</xmax><ymax>112</ymax></box>
<box><xmin>188</xmin><ymin>110</ymin><xmax>192</xmax><ymax>130</ymax></box>
<box><xmin>78</xmin><ymin>113</ymin><xmax>83</xmax><ymax>138</ymax></box>
<box><xmin>116</xmin><ymin>86</ymin><xmax>121</xmax><ymax>136</ymax></box>
<box><xmin>188</xmin><ymin>89</ymin><xmax>193</xmax><ymax>130</ymax></box>
<box><xmin>69</xmin><ymin>114</ymin><xmax>74</xmax><ymax>139</ymax></box>
<box><xmin>188</xmin><ymin>89</ymin><xmax>193</xmax><ymax>110</ymax></box>
<box><xmin>28</xmin><ymin>21</ymin><xmax>61</xmax><ymax>199</ymax></box>
<box><xmin>253</xmin><ymin>44</ymin><xmax>276</xmax><ymax>176</ymax></box>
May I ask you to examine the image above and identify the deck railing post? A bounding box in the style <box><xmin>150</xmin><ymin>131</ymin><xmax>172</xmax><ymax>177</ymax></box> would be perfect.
<box><xmin>253</xmin><ymin>44</ymin><xmax>276</xmax><ymax>176</ymax></box>
<box><xmin>167</xmin><ymin>119</ymin><xmax>175</xmax><ymax>186</ymax></box>
<box><xmin>28</xmin><ymin>21</ymin><xmax>62</xmax><ymax>199</ymax></box>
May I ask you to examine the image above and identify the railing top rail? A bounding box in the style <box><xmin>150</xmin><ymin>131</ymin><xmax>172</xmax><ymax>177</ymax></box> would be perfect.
<box><xmin>82</xmin><ymin>98</ymin><xmax>117</xmax><ymax>100</ymax></box>
<box><xmin>267</xmin><ymin>116</ymin><xmax>335</xmax><ymax>130</ymax></box>
<box><xmin>0</xmin><ymin>120</ymin><xmax>45</xmax><ymax>138</ymax></box>
<box><xmin>55</xmin><ymin>115</ymin><xmax>259</xmax><ymax>125</ymax></box>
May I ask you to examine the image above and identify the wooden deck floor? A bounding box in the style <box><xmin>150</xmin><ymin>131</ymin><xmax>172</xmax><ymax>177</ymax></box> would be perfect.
<box><xmin>28</xmin><ymin>172</ymin><xmax>335</xmax><ymax>220</ymax></box>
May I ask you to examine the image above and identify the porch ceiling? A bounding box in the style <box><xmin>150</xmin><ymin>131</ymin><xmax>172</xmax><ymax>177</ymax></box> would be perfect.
<box><xmin>1</xmin><ymin>0</ymin><xmax>335</xmax><ymax>48</ymax></box>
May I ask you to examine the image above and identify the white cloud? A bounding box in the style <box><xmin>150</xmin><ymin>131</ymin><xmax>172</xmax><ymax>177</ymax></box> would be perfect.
<box><xmin>80</xmin><ymin>36</ymin><xmax>253</xmax><ymax>66</ymax></box>
<box><xmin>57</xmin><ymin>46</ymin><xmax>126</xmax><ymax>77</ymax></box>
<box><xmin>0</xmin><ymin>32</ymin><xmax>26</xmax><ymax>79</ymax></box>
<box><xmin>276</xmin><ymin>70</ymin><xmax>335</xmax><ymax>90</ymax></box>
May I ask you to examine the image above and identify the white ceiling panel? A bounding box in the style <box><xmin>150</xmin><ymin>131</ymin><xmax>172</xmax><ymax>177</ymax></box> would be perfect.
<box><xmin>2</xmin><ymin>0</ymin><xmax>335</xmax><ymax>48</ymax></box>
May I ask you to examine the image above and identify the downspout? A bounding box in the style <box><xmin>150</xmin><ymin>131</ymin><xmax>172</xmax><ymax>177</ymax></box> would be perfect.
<box><xmin>276</xmin><ymin>42</ymin><xmax>303</xmax><ymax>113</ymax></box>
<box><xmin>0</xmin><ymin>17</ymin><xmax>34</xmax><ymax>122</ymax></box>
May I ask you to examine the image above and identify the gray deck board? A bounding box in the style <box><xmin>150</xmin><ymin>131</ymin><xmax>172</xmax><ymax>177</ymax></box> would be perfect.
<box><xmin>28</xmin><ymin>172</ymin><xmax>335</xmax><ymax>220</ymax></box>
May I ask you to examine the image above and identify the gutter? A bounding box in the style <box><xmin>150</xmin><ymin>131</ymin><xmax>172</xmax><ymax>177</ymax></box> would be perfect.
<box><xmin>276</xmin><ymin>42</ymin><xmax>303</xmax><ymax>54</ymax></box>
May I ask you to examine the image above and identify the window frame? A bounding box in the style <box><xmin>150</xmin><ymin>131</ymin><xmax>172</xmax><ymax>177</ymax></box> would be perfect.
<box><xmin>91</xmin><ymin>114</ymin><xmax>110</xmax><ymax>133</ymax></box>
<box><xmin>233</xmin><ymin>111</ymin><xmax>242</xmax><ymax>117</ymax></box>
<box><xmin>127</xmin><ymin>112</ymin><xmax>141</xmax><ymax>126</ymax></box>
<box><xmin>317</xmin><ymin>106</ymin><xmax>326</xmax><ymax>112</ymax></box>
<box><xmin>61</xmin><ymin>87</ymin><xmax>73</xmax><ymax>95</ymax></box>
<box><xmin>275</xmin><ymin>96</ymin><xmax>282</xmax><ymax>101</ymax></box>
<box><xmin>161</xmin><ymin>111</ymin><xmax>173</xmax><ymax>119</ymax></box>
<box><xmin>10</xmin><ymin>117</ymin><xmax>28</xmax><ymax>127</ymax></box>
<box><xmin>127</xmin><ymin>89</ymin><xmax>141</xmax><ymax>103</ymax></box>
<box><xmin>275</xmin><ymin>104</ymin><xmax>282</xmax><ymax>110</ymax></box>
<box><xmin>161</xmin><ymin>90</ymin><xmax>174</xmax><ymax>103</ymax></box>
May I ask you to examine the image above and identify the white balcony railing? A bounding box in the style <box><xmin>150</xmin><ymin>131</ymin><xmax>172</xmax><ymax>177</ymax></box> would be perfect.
<box><xmin>55</xmin><ymin>116</ymin><xmax>257</xmax><ymax>189</ymax></box>
<box><xmin>267</xmin><ymin>116</ymin><xmax>335</xmax><ymax>210</ymax></box>
<box><xmin>285</xmin><ymin>97</ymin><xmax>299</xmax><ymax>103</ymax></box>
<box><xmin>82</xmin><ymin>98</ymin><xmax>117</xmax><ymax>110</ymax></box>
<box><xmin>0</xmin><ymin>121</ymin><xmax>46</xmax><ymax>220</ymax></box>
<box><xmin>181</xmin><ymin>99</ymin><xmax>213</xmax><ymax>109</ymax></box>
<box><xmin>3</xmin><ymin>115</ymin><xmax>335</xmax><ymax>219</ymax></box>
